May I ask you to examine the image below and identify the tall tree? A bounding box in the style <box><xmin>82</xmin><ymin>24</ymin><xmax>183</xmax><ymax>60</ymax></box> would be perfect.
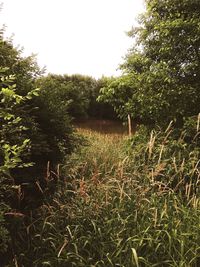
<box><xmin>100</xmin><ymin>0</ymin><xmax>200</xmax><ymax>127</ymax></box>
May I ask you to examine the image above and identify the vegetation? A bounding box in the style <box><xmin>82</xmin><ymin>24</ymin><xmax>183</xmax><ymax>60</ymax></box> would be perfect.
<box><xmin>2</xmin><ymin>124</ymin><xmax>199</xmax><ymax>266</ymax></box>
<box><xmin>0</xmin><ymin>30</ymin><xmax>78</xmax><ymax>263</ymax></box>
<box><xmin>0</xmin><ymin>0</ymin><xmax>200</xmax><ymax>266</ymax></box>
<box><xmin>98</xmin><ymin>0</ymin><xmax>200</xmax><ymax>127</ymax></box>
<box><xmin>37</xmin><ymin>74</ymin><xmax>117</xmax><ymax>121</ymax></box>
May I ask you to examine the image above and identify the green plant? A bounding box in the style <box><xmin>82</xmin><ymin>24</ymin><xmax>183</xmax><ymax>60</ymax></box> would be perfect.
<box><xmin>0</xmin><ymin>68</ymin><xmax>39</xmax><ymax>262</ymax></box>
<box><xmin>98</xmin><ymin>0</ymin><xmax>200</xmax><ymax>128</ymax></box>
<box><xmin>9</xmin><ymin>122</ymin><xmax>199</xmax><ymax>266</ymax></box>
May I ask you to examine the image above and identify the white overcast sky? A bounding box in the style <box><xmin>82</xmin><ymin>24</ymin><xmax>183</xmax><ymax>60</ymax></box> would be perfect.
<box><xmin>0</xmin><ymin>0</ymin><xmax>144</xmax><ymax>78</ymax></box>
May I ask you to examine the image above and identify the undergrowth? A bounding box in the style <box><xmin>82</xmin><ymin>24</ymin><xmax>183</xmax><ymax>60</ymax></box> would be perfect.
<box><xmin>5</xmin><ymin>122</ymin><xmax>200</xmax><ymax>266</ymax></box>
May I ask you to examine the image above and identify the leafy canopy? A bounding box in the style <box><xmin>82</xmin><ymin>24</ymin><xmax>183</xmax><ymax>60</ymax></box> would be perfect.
<box><xmin>99</xmin><ymin>0</ymin><xmax>200</xmax><ymax>127</ymax></box>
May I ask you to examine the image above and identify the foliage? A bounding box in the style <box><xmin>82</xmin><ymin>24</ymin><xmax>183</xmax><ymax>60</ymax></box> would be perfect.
<box><xmin>0</xmin><ymin>31</ymin><xmax>79</xmax><ymax>264</ymax></box>
<box><xmin>0</xmin><ymin>69</ymin><xmax>38</xmax><ymax>261</ymax></box>
<box><xmin>0</xmin><ymin>30</ymin><xmax>77</xmax><ymax>173</ymax></box>
<box><xmin>37</xmin><ymin>74</ymin><xmax>117</xmax><ymax>122</ymax></box>
<box><xmin>88</xmin><ymin>77</ymin><xmax>117</xmax><ymax>120</ymax></box>
<box><xmin>99</xmin><ymin>0</ymin><xmax>200</xmax><ymax>127</ymax></box>
<box><xmin>37</xmin><ymin>74</ymin><xmax>95</xmax><ymax>119</ymax></box>
<box><xmin>0</xmin><ymin>69</ymin><xmax>35</xmax><ymax>181</ymax></box>
<box><xmin>1</xmin><ymin>2</ymin><xmax>200</xmax><ymax>265</ymax></box>
<box><xmin>7</xmin><ymin>121</ymin><xmax>200</xmax><ymax>266</ymax></box>
<box><xmin>0</xmin><ymin>31</ymin><xmax>42</xmax><ymax>95</ymax></box>
<box><xmin>0</xmin><ymin>211</ymin><xmax>10</xmax><ymax>255</ymax></box>
<box><xmin>97</xmin><ymin>75</ymin><xmax>138</xmax><ymax>122</ymax></box>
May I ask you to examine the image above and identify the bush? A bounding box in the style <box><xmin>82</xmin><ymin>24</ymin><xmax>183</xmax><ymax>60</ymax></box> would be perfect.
<box><xmin>0</xmin><ymin>69</ymin><xmax>35</xmax><ymax>261</ymax></box>
<box><xmin>0</xmin><ymin>67</ymin><xmax>80</xmax><ymax>265</ymax></box>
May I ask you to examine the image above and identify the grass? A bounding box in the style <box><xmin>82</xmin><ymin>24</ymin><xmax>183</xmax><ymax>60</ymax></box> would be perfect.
<box><xmin>8</xmin><ymin>125</ymin><xmax>200</xmax><ymax>266</ymax></box>
<box><xmin>73</xmin><ymin>119</ymin><xmax>128</xmax><ymax>135</ymax></box>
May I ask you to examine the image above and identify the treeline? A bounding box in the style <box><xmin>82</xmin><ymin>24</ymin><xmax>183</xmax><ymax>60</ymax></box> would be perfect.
<box><xmin>37</xmin><ymin>74</ymin><xmax>116</xmax><ymax>121</ymax></box>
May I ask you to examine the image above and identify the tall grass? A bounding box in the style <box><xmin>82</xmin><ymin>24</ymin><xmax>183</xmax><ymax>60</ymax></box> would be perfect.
<box><xmin>8</xmin><ymin>123</ymin><xmax>200</xmax><ymax>266</ymax></box>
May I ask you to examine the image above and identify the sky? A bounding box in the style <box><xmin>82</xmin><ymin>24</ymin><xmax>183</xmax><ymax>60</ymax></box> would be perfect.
<box><xmin>0</xmin><ymin>0</ymin><xmax>145</xmax><ymax>78</ymax></box>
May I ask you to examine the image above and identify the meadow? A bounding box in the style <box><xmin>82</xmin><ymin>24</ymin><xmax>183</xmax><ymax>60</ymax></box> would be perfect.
<box><xmin>10</xmin><ymin>123</ymin><xmax>199</xmax><ymax>267</ymax></box>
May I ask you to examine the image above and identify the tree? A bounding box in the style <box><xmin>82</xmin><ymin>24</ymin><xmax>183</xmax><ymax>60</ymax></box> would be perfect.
<box><xmin>0</xmin><ymin>31</ymin><xmax>76</xmax><ymax>170</ymax></box>
<box><xmin>89</xmin><ymin>77</ymin><xmax>117</xmax><ymax>120</ymax></box>
<box><xmin>37</xmin><ymin>74</ymin><xmax>117</xmax><ymax>121</ymax></box>
<box><xmin>0</xmin><ymin>32</ymin><xmax>42</xmax><ymax>95</ymax></box>
<box><xmin>37</xmin><ymin>74</ymin><xmax>93</xmax><ymax>119</ymax></box>
<box><xmin>0</xmin><ymin>30</ymin><xmax>80</xmax><ymax>217</ymax></box>
<box><xmin>99</xmin><ymin>0</ymin><xmax>200</xmax><ymax>127</ymax></box>
<box><xmin>97</xmin><ymin>75</ymin><xmax>136</xmax><ymax>121</ymax></box>
<box><xmin>0</xmin><ymin>31</ymin><xmax>78</xmax><ymax>263</ymax></box>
